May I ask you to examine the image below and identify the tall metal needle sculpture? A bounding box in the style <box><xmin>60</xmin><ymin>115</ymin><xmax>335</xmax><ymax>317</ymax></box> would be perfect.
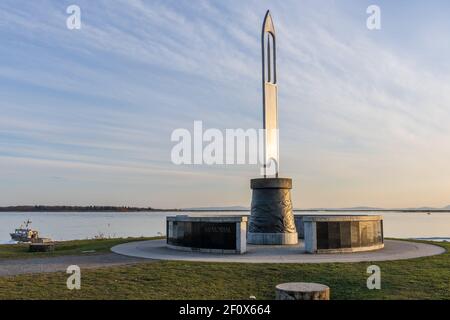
<box><xmin>248</xmin><ymin>11</ymin><xmax>298</xmax><ymax>245</ymax></box>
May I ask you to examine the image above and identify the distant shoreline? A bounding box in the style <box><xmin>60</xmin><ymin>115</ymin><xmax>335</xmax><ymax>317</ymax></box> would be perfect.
<box><xmin>1</xmin><ymin>206</ymin><xmax>450</xmax><ymax>213</ymax></box>
<box><xmin>0</xmin><ymin>206</ymin><xmax>175</xmax><ymax>213</ymax></box>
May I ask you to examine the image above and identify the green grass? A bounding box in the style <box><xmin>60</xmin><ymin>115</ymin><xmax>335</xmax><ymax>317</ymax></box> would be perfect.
<box><xmin>0</xmin><ymin>237</ymin><xmax>158</xmax><ymax>260</ymax></box>
<box><xmin>0</xmin><ymin>240</ymin><xmax>449</xmax><ymax>300</ymax></box>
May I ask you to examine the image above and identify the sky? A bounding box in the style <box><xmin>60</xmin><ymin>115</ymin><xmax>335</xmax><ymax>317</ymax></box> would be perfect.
<box><xmin>1</xmin><ymin>0</ymin><xmax>450</xmax><ymax>209</ymax></box>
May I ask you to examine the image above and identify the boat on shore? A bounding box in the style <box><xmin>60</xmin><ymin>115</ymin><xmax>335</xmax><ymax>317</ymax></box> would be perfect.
<box><xmin>10</xmin><ymin>219</ymin><xmax>39</xmax><ymax>242</ymax></box>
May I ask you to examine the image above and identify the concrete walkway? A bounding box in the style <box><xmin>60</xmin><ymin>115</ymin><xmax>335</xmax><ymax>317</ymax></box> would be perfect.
<box><xmin>111</xmin><ymin>239</ymin><xmax>445</xmax><ymax>264</ymax></box>
<box><xmin>1</xmin><ymin>240</ymin><xmax>444</xmax><ymax>277</ymax></box>
<box><xmin>0</xmin><ymin>253</ymin><xmax>152</xmax><ymax>277</ymax></box>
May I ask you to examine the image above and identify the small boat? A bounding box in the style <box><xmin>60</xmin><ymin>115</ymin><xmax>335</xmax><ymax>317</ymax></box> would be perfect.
<box><xmin>10</xmin><ymin>219</ymin><xmax>39</xmax><ymax>242</ymax></box>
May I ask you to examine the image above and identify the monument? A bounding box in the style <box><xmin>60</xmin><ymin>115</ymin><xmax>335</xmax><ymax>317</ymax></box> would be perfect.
<box><xmin>108</xmin><ymin>10</ymin><xmax>446</xmax><ymax>266</ymax></box>
<box><xmin>247</xmin><ymin>11</ymin><xmax>298</xmax><ymax>245</ymax></box>
<box><xmin>163</xmin><ymin>10</ymin><xmax>384</xmax><ymax>255</ymax></box>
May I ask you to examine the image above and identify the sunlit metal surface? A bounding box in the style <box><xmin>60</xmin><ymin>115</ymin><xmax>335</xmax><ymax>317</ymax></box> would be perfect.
<box><xmin>261</xmin><ymin>10</ymin><xmax>279</xmax><ymax>177</ymax></box>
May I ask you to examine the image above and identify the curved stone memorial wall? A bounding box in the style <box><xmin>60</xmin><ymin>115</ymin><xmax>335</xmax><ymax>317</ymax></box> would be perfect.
<box><xmin>303</xmin><ymin>215</ymin><xmax>384</xmax><ymax>253</ymax></box>
<box><xmin>167</xmin><ymin>216</ymin><xmax>247</xmax><ymax>254</ymax></box>
<box><xmin>294</xmin><ymin>215</ymin><xmax>306</xmax><ymax>239</ymax></box>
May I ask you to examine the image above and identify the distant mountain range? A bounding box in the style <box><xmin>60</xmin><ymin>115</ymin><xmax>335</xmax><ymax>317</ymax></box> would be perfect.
<box><xmin>1</xmin><ymin>205</ymin><xmax>450</xmax><ymax>212</ymax></box>
<box><xmin>182</xmin><ymin>205</ymin><xmax>450</xmax><ymax>212</ymax></box>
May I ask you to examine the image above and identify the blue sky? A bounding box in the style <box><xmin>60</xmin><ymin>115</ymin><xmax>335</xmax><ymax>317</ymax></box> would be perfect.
<box><xmin>1</xmin><ymin>0</ymin><xmax>450</xmax><ymax>208</ymax></box>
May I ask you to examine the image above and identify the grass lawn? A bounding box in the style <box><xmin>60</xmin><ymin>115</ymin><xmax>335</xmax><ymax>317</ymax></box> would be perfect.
<box><xmin>0</xmin><ymin>237</ymin><xmax>158</xmax><ymax>260</ymax></box>
<box><xmin>0</xmin><ymin>240</ymin><xmax>449</xmax><ymax>300</ymax></box>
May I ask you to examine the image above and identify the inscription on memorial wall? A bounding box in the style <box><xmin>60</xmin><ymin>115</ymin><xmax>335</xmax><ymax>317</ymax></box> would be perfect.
<box><xmin>168</xmin><ymin>221</ymin><xmax>237</xmax><ymax>250</ymax></box>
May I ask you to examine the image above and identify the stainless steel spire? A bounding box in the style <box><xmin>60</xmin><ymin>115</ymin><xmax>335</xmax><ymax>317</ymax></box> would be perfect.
<box><xmin>261</xmin><ymin>10</ymin><xmax>279</xmax><ymax>178</ymax></box>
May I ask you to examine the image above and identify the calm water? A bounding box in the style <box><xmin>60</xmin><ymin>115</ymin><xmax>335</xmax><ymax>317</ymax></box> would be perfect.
<box><xmin>1</xmin><ymin>211</ymin><xmax>449</xmax><ymax>244</ymax></box>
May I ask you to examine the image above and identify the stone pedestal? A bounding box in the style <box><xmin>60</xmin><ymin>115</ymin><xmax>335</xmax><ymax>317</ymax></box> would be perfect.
<box><xmin>275</xmin><ymin>282</ymin><xmax>330</xmax><ymax>300</ymax></box>
<box><xmin>248</xmin><ymin>178</ymin><xmax>298</xmax><ymax>245</ymax></box>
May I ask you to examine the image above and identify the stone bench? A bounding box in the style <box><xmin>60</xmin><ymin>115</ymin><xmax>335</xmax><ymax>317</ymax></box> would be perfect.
<box><xmin>276</xmin><ymin>282</ymin><xmax>330</xmax><ymax>300</ymax></box>
<box><xmin>29</xmin><ymin>242</ymin><xmax>55</xmax><ymax>252</ymax></box>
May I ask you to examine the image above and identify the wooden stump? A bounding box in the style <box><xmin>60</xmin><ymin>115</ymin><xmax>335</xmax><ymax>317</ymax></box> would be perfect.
<box><xmin>275</xmin><ymin>282</ymin><xmax>330</xmax><ymax>300</ymax></box>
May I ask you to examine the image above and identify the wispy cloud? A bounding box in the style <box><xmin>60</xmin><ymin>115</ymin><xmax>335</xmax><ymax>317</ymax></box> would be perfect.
<box><xmin>1</xmin><ymin>0</ymin><xmax>450</xmax><ymax>207</ymax></box>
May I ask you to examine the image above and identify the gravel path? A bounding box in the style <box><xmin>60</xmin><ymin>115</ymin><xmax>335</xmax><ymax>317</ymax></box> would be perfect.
<box><xmin>0</xmin><ymin>253</ymin><xmax>155</xmax><ymax>277</ymax></box>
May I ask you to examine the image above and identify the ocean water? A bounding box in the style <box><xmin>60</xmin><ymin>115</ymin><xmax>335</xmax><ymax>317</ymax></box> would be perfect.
<box><xmin>1</xmin><ymin>211</ymin><xmax>449</xmax><ymax>244</ymax></box>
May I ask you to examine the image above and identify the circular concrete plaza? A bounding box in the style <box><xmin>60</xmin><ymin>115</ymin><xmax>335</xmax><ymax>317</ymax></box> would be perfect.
<box><xmin>111</xmin><ymin>239</ymin><xmax>445</xmax><ymax>264</ymax></box>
